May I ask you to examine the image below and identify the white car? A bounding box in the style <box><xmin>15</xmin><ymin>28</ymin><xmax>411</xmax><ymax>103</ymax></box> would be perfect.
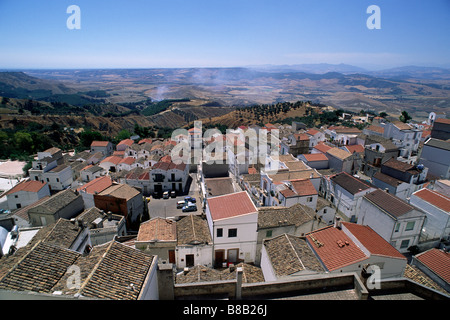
<box><xmin>163</xmin><ymin>191</ymin><xmax>169</xmax><ymax>199</ymax></box>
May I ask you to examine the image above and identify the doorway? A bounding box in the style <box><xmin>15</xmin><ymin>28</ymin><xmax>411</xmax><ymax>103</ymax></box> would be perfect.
<box><xmin>214</xmin><ymin>250</ymin><xmax>225</xmax><ymax>268</ymax></box>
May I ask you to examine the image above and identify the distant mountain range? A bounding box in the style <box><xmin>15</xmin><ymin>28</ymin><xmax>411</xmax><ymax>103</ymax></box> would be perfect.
<box><xmin>1</xmin><ymin>64</ymin><xmax>449</xmax><ymax>123</ymax></box>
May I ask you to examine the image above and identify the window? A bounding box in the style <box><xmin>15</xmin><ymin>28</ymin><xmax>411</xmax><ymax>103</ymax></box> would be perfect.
<box><xmin>266</xmin><ymin>230</ymin><xmax>272</xmax><ymax>238</ymax></box>
<box><xmin>323</xmin><ymin>209</ymin><xmax>327</xmax><ymax>213</ymax></box>
<box><xmin>16</xmin><ymin>203</ymin><xmax>21</xmax><ymax>209</ymax></box>
<box><xmin>228</xmin><ymin>228</ymin><xmax>237</xmax><ymax>237</ymax></box>
<box><xmin>405</xmin><ymin>221</ymin><xmax>415</xmax><ymax>231</ymax></box>
<box><xmin>46</xmin><ymin>178</ymin><xmax>49</xmax><ymax>182</ymax></box>
<box><xmin>394</xmin><ymin>223</ymin><xmax>401</xmax><ymax>232</ymax></box>
<box><xmin>307</xmin><ymin>197</ymin><xmax>313</xmax><ymax>202</ymax></box>
<box><xmin>216</xmin><ymin>228</ymin><xmax>223</xmax><ymax>237</ymax></box>
<box><xmin>56</xmin><ymin>178</ymin><xmax>59</xmax><ymax>182</ymax></box>
<box><xmin>400</xmin><ymin>239</ymin><xmax>410</xmax><ymax>249</ymax></box>
<box><xmin>14</xmin><ymin>195</ymin><xmax>18</xmax><ymax>198</ymax></box>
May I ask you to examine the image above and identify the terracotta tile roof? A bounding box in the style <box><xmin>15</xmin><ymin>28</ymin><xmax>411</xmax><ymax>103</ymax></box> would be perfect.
<box><xmin>268</xmin><ymin>169</ymin><xmax>321</xmax><ymax>182</ymax></box>
<box><xmin>0</xmin><ymin>241</ymin><xmax>80</xmax><ymax>294</ymax></box>
<box><xmin>113</xmin><ymin>150</ymin><xmax>125</xmax><ymax>157</ymax></box>
<box><xmin>152</xmin><ymin>160</ymin><xmax>186</xmax><ymax>171</ymax></box>
<box><xmin>344</xmin><ymin>144</ymin><xmax>365</xmax><ymax>154</ymax></box>
<box><xmin>177</xmin><ymin>215</ymin><xmax>212</xmax><ymax>245</ymax></box>
<box><xmin>221</xmin><ymin>262</ymin><xmax>265</xmax><ymax>283</ymax></box>
<box><xmin>101</xmin><ymin>156</ymin><xmax>123</xmax><ymax>165</ymax></box>
<box><xmin>403</xmin><ymin>264</ymin><xmax>449</xmax><ymax>295</ymax></box>
<box><xmin>91</xmin><ymin>140</ymin><xmax>111</xmax><ymax>147</ymax></box>
<box><xmin>306</xmin><ymin>226</ymin><xmax>367</xmax><ymax>271</ymax></box>
<box><xmin>258</xmin><ymin>203</ymin><xmax>315</xmax><ymax>229</ymax></box>
<box><xmin>331</xmin><ymin>172</ymin><xmax>374</xmax><ymax>195</ymax></box>
<box><xmin>434</xmin><ymin>118</ymin><xmax>450</xmax><ymax>125</ymax></box>
<box><xmin>293</xmin><ymin>133</ymin><xmax>310</xmax><ymax>141</ymax></box>
<box><xmin>76</xmin><ymin>176</ymin><xmax>113</xmax><ymax>194</ymax></box>
<box><xmin>138</xmin><ymin>138</ymin><xmax>153</xmax><ymax>145</ymax></box>
<box><xmin>284</xmin><ymin>160</ymin><xmax>309</xmax><ymax>171</ymax></box>
<box><xmin>289</xmin><ymin>179</ymin><xmax>318</xmax><ymax>197</ymax></box>
<box><xmin>176</xmin><ymin>263</ymin><xmax>264</xmax><ymax>284</ymax></box>
<box><xmin>117</xmin><ymin>139</ymin><xmax>134</xmax><ymax>146</ymax></box>
<box><xmin>413</xmin><ymin>188</ymin><xmax>450</xmax><ymax>212</ymax></box>
<box><xmin>5</xmin><ymin>180</ymin><xmax>47</xmax><ymax>195</ymax></box>
<box><xmin>333</xmin><ymin>127</ymin><xmax>362</xmax><ymax>134</ymax></box>
<box><xmin>392</xmin><ymin>121</ymin><xmax>412</xmax><ymax>131</ymax></box>
<box><xmin>71</xmin><ymin>241</ymin><xmax>155</xmax><ymax>299</ymax></box>
<box><xmin>326</xmin><ymin>147</ymin><xmax>352</xmax><ymax>160</ymax></box>
<box><xmin>29</xmin><ymin>189</ymin><xmax>81</xmax><ymax>215</ymax></box>
<box><xmin>301</xmin><ymin>153</ymin><xmax>328</xmax><ymax>162</ymax></box>
<box><xmin>382</xmin><ymin>158</ymin><xmax>417</xmax><ymax>173</ymax></box>
<box><xmin>119</xmin><ymin>157</ymin><xmax>135</xmax><ymax>165</ymax></box>
<box><xmin>342</xmin><ymin>222</ymin><xmax>406</xmax><ymax>260</ymax></box>
<box><xmin>98</xmin><ymin>183</ymin><xmax>141</xmax><ymax>200</ymax></box>
<box><xmin>207</xmin><ymin>191</ymin><xmax>257</xmax><ymax>221</ymax></box>
<box><xmin>415</xmin><ymin>248</ymin><xmax>450</xmax><ymax>285</ymax></box>
<box><xmin>306</xmin><ymin>128</ymin><xmax>320</xmax><ymax>136</ymax></box>
<box><xmin>264</xmin><ymin>234</ymin><xmax>325</xmax><ymax>277</ymax></box>
<box><xmin>137</xmin><ymin>217</ymin><xmax>176</xmax><ymax>242</ymax></box>
<box><xmin>363</xmin><ymin>189</ymin><xmax>416</xmax><ymax>218</ymax></box>
<box><xmin>365</xmin><ymin>125</ymin><xmax>385</xmax><ymax>134</ymax></box>
<box><xmin>175</xmin><ymin>265</ymin><xmax>226</xmax><ymax>284</ymax></box>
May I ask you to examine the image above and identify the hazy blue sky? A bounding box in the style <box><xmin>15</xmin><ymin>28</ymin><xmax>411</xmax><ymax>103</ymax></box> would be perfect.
<box><xmin>0</xmin><ymin>0</ymin><xmax>449</xmax><ymax>69</ymax></box>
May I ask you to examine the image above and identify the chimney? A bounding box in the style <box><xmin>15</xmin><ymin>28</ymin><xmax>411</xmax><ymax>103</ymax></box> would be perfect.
<box><xmin>183</xmin><ymin>267</ymin><xmax>189</xmax><ymax>275</ymax></box>
<box><xmin>235</xmin><ymin>267</ymin><xmax>243</xmax><ymax>300</ymax></box>
<box><xmin>107</xmin><ymin>211</ymin><xmax>112</xmax><ymax>221</ymax></box>
<box><xmin>334</xmin><ymin>216</ymin><xmax>342</xmax><ymax>229</ymax></box>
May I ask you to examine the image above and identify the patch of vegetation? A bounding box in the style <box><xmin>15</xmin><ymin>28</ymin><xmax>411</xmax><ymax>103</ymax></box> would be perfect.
<box><xmin>141</xmin><ymin>98</ymin><xmax>190</xmax><ymax>116</ymax></box>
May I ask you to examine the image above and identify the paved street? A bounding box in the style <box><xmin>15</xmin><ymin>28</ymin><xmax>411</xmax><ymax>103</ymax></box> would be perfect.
<box><xmin>147</xmin><ymin>173</ymin><xmax>202</xmax><ymax>220</ymax></box>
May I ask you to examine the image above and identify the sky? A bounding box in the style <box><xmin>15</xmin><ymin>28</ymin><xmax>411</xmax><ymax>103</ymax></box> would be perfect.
<box><xmin>0</xmin><ymin>0</ymin><xmax>449</xmax><ymax>70</ymax></box>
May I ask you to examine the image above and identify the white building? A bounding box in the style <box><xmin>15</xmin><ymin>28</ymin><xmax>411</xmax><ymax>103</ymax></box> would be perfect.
<box><xmin>206</xmin><ymin>191</ymin><xmax>258</xmax><ymax>267</ymax></box>
<box><xmin>383</xmin><ymin>121</ymin><xmax>422</xmax><ymax>158</ymax></box>
<box><xmin>90</xmin><ymin>140</ymin><xmax>114</xmax><ymax>157</ymax></box>
<box><xmin>410</xmin><ymin>188</ymin><xmax>450</xmax><ymax>247</ymax></box>
<box><xmin>419</xmin><ymin>138</ymin><xmax>450</xmax><ymax>179</ymax></box>
<box><xmin>359</xmin><ymin>189</ymin><xmax>426</xmax><ymax>253</ymax></box>
<box><xmin>5</xmin><ymin>180</ymin><xmax>50</xmax><ymax>210</ymax></box>
<box><xmin>176</xmin><ymin>215</ymin><xmax>213</xmax><ymax>269</ymax></box>
<box><xmin>322</xmin><ymin>172</ymin><xmax>377</xmax><ymax>222</ymax></box>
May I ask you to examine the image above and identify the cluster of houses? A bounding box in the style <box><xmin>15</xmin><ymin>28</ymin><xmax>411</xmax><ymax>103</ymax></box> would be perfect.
<box><xmin>0</xmin><ymin>112</ymin><xmax>449</xmax><ymax>300</ymax></box>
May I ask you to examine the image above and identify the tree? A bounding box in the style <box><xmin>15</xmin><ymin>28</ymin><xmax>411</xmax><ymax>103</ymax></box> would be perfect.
<box><xmin>379</xmin><ymin>112</ymin><xmax>388</xmax><ymax>118</ymax></box>
<box><xmin>116</xmin><ymin>129</ymin><xmax>131</xmax><ymax>141</ymax></box>
<box><xmin>79</xmin><ymin>130</ymin><xmax>103</xmax><ymax>149</ymax></box>
<box><xmin>14</xmin><ymin>131</ymin><xmax>33</xmax><ymax>153</ymax></box>
<box><xmin>399</xmin><ymin>111</ymin><xmax>412</xmax><ymax>123</ymax></box>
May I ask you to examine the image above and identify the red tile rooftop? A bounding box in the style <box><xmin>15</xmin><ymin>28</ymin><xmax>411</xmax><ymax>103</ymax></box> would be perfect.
<box><xmin>5</xmin><ymin>180</ymin><xmax>47</xmax><ymax>195</ymax></box>
<box><xmin>119</xmin><ymin>157</ymin><xmax>135</xmax><ymax>165</ymax></box>
<box><xmin>76</xmin><ymin>176</ymin><xmax>113</xmax><ymax>194</ymax></box>
<box><xmin>207</xmin><ymin>191</ymin><xmax>257</xmax><ymax>221</ymax></box>
<box><xmin>137</xmin><ymin>217</ymin><xmax>177</xmax><ymax>242</ymax></box>
<box><xmin>90</xmin><ymin>141</ymin><xmax>111</xmax><ymax>147</ymax></box>
<box><xmin>301</xmin><ymin>153</ymin><xmax>328</xmax><ymax>162</ymax></box>
<box><xmin>313</xmin><ymin>142</ymin><xmax>333</xmax><ymax>153</ymax></box>
<box><xmin>344</xmin><ymin>144</ymin><xmax>365</xmax><ymax>154</ymax></box>
<box><xmin>342</xmin><ymin>222</ymin><xmax>406</xmax><ymax>260</ymax></box>
<box><xmin>117</xmin><ymin>139</ymin><xmax>134</xmax><ymax>146</ymax></box>
<box><xmin>306</xmin><ymin>128</ymin><xmax>320</xmax><ymax>136</ymax></box>
<box><xmin>100</xmin><ymin>156</ymin><xmax>123</xmax><ymax>165</ymax></box>
<box><xmin>306</xmin><ymin>225</ymin><xmax>367</xmax><ymax>271</ymax></box>
<box><xmin>413</xmin><ymin>188</ymin><xmax>450</xmax><ymax>212</ymax></box>
<box><xmin>415</xmin><ymin>248</ymin><xmax>450</xmax><ymax>284</ymax></box>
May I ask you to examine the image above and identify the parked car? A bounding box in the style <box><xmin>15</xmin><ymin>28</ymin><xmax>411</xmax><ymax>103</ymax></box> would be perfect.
<box><xmin>163</xmin><ymin>191</ymin><xmax>170</xmax><ymax>199</ymax></box>
<box><xmin>152</xmin><ymin>192</ymin><xmax>161</xmax><ymax>199</ymax></box>
<box><xmin>184</xmin><ymin>196</ymin><xmax>196</xmax><ymax>203</ymax></box>
<box><xmin>170</xmin><ymin>191</ymin><xmax>176</xmax><ymax>198</ymax></box>
<box><xmin>177</xmin><ymin>200</ymin><xmax>186</xmax><ymax>209</ymax></box>
<box><xmin>182</xmin><ymin>203</ymin><xmax>197</xmax><ymax>212</ymax></box>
